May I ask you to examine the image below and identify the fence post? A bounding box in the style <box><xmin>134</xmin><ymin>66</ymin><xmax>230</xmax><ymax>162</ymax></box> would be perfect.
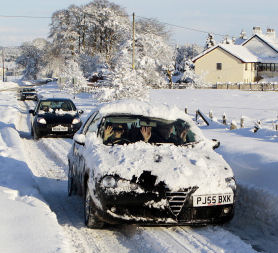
<box><xmin>222</xmin><ymin>113</ymin><xmax>227</xmax><ymax>125</ymax></box>
<box><xmin>209</xmin><ymin>110</ymin><xmax>213</xmax><ymax>120</ymax></box>
<box><xmin>254</xmin><ymin>120</ymin><xmax>261</xmax><ymax>133</ymax></box>
<box><xmin>240</xmin><ymin>116</ymin><xmax>244</xmax><ymax>128</ymax></box>
<box><xmin>230</xmin><ymin>121</ymin><xmax>237</xmax><ymax>130</ymax></box>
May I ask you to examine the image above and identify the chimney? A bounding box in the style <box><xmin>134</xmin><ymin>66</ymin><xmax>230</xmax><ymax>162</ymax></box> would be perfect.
<box><xmin>253</xmin><ymin>26</ymin><xmax>262</xmax><ymax>35</ymax></box>
<box><xmin>240</xmin><ymin>30</ymin><xmax>247</xmax><ymax>39</ymax></box>
<box><xmin>266</xmin><ymin>28</ymin><xmax>275</xmax><ymax>40</ymax></box>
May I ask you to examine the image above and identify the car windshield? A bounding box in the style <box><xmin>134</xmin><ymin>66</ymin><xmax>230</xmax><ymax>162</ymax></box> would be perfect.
<box><xmin>38</xmin><ymin>100</ymin><xmax>76</xmax><ymax>112</ymax></box>
<box><xmin>101</xmin><ymin>115</ymin><xmax>195</xmax><ymax>146</ymax></box>
<box><xmin>23</xmin><ymin>88</ymin><xmax>35</xmax><ymax>92</ymax></box>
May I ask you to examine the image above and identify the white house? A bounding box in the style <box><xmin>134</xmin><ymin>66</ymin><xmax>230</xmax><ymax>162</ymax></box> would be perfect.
<box><xmin>193</xmin><ymin>27</ymin><xmax>278</xmax><ymax>84</ymax></box>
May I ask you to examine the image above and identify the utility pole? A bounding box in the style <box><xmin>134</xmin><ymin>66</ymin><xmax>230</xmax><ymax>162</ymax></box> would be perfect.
<box><xmin>132</xmin><ymin>12</ymin><xmax>135</xmax><ymax>70</ymax></box>
<box><xmin>2</xmin><ymin>48</ymin><xmax>4</xmax><ymax>82</ymax></box>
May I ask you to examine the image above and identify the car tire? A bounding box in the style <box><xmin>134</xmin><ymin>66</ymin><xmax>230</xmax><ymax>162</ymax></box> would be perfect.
<box><xmin>33</xmin><ymin>129</ymin><xmax>41</xmax><ymax>140</ymax></box>
<box><xmin>84</xmin><ymin>183</ymin><xmax>104</xmax><ymax>229</ymax></box>
<box><xmin>68</xmin><ymin>163</ymin><xmax>76</xmax><ymax>196</ymax></box>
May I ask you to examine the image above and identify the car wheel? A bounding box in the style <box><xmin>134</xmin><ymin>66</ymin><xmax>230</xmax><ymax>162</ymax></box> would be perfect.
<box><xmin>84</xmin><ymin>183</ymin><xmax>104</xmax><ymax>229</ymax></box>
<box><xmin>33</xmin><ymin>129</ymin><xmax>41</xmax><ymax>140</ymax></box>
<box><xmin>68</xmin><ymin>163</ymin><xmax>76</xmax><ymax>196</ymax></box>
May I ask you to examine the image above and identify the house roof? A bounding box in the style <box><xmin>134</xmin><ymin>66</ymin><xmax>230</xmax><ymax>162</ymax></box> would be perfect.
<box><xmin>242</xmin><ymin>34</ymin><xmax>278</xmax><ymax>53</ymax></box>
<box><xmin>192</xmin><ymin>44</ymin><xmax>258</xmax><ymax>63</ymax></box>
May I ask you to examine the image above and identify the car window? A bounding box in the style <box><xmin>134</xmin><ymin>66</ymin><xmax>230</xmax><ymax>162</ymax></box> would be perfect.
<box><xmin>38</xmin><ymin>100</ymin><xmax>75</xmax><ymax>112</ymax></box>
<box><xmin>101</xmin><ymin>115</ymin><xmax>195</xmax><ymax>146</ymax></box>
<box><xmin>86</xmin><ymin>116</ymin><xmax>101</xmax><ymax>134</ymax></box>
<box><xmin>82</xmin><ymin>112</ymin><xmax>99</xmax><ymax>134</ymax></box>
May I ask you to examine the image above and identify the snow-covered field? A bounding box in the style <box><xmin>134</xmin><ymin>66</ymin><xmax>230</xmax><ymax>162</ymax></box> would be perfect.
<box><xmin>0</xmin><ymin>81</ymin><xmax>277</xmax><ymax>253</ymax></box>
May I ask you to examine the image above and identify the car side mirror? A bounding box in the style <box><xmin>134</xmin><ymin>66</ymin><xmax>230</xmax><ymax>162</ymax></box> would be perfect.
<box><xmin>212</xmin><ymin>139</ymin><xmax>220</xmax><ymax>149</ymax></box>
<box><xmin>74</xmin><ymin>133</ymin><xmax>86</xmax><ymax>145</ymax></box>
<box><xmin>78</xmin><ymin>110</ymin><xmax>84</xmax><ymax>115</ymax></box>
<box><xmin>29</xmin><ymin>109</ymin><xmax>35</xmax><ymax>115</ymax></box>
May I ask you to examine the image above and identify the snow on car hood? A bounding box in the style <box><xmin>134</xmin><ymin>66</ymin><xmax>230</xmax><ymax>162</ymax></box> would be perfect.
<box><xmin>84</xmin><ymin>133</ymin><xmax>234</xmax><ymax>193</ymax></box>
<box><xmin>38</xmin><ymin>109</ymin><xmax>77</xmax><ymax>116</ymax></box>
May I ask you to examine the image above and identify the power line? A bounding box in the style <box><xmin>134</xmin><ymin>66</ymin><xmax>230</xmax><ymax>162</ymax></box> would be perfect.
<box><xmin>0</xmin><ymin>15</ymin><xmax>50</xmax><ymax>19</ymax></box>
<box><xmin>0</xmin><ymin>13</ymin><xmax>232</xmax><ymax>38</ymax></box>
<box><xmin>136</xmin><ymin>15</ymin><xmax>228</xmax><ymax>38</ymax></box>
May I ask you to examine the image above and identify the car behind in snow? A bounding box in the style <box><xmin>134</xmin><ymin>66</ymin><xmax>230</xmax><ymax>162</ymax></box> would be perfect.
<box><xmin>68</xmin><ymin>100</ymin><xmax>236</xmax><ymax>228</ymax></box>
<box><xmin>29</xmin><ymin>98</ymin><xmax>83</xmax><ymax>139</ymax></box>
<box><xmin>18</xmin><ymin>87</ymin><xmax>38</xmax><ymax>101</ymax></box>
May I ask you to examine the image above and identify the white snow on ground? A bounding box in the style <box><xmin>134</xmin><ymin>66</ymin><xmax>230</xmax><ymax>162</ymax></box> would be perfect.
<box><xmin>0</xmin><ymin>81</ymin><xmax>277</xmax><ymax>252</ymax></box>
<box><xmin>0</xmin><ymin>84</ymin><xmax>69</xmax><ymax>253</ymax></box>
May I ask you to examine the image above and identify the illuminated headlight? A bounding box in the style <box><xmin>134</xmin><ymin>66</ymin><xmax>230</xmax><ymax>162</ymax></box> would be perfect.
<box><xmin>101</xmin><ymin>176</ymin><xmax>116</xmax><ymax>188</ymax></box>
<box><xmin>37</xmin><ymin>117</ymin><xmax>46</xmax><ymax>124</ymax></box>
<box><xmin>225</xmin><ymin>177</ymin><xmax>236</xmax><ymax>190</ymax></box>
<box><xmin>72</xmin><ymin>118</ymin><xmax>80</xmax><ymax>124</ymax></box>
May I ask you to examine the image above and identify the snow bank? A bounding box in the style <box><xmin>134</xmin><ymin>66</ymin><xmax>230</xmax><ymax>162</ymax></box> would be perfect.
<box><xmin>0</xmin><ymin>89</ymin><xmax>69</xmax><ymax>253</ymax></box>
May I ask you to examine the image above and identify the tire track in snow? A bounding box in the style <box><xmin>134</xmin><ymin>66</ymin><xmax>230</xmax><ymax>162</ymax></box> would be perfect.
<box><xmin>17</xmin><ymin>102</ymin><xmax>133</xmax><ymax>252</ymax></box>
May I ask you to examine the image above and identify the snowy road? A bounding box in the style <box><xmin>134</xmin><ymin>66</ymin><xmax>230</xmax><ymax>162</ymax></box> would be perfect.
<box><xmin>13</xmin><ymin>100</ymin><xmax>260</xmax><ymax>253</ymax></box>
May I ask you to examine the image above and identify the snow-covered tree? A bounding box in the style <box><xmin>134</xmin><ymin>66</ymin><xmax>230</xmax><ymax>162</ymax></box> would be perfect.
<box><xmin>59</xmin><ymin>59</ymin><xmax>87</xmax><ymax>93</ymax></box>
<box><xmin>172</xmin><ymin>44</ymin><xmax>204</xmax><ymax>87</ymax></box>
<box><xmin>16</xmin><ymin>39</ymin><xmax>49</xmax><ymax>80</ymax></box>
<box><xmin>204</xmin><ymin>33</ymin><xmax>216</xmax><ymax>50</ymax></box>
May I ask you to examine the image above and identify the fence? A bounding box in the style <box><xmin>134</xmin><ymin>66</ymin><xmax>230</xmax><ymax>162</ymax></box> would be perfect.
<box><xmin>215</xmin><ymin>83</ymin><xmax>278</xmax><ymax>91</ymax></box>
<box><xmin>193</xmin><ymin>109</ymin><xmax>278</xmax><ymax>132</ymax></box>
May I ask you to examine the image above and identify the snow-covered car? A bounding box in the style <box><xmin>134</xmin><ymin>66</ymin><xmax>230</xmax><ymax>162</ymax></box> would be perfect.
<box><xmin>18</xmin><ymin>87</ymin><xmax>38</xmax><ymax>101</ymax></box>
<box><xmin>29</xmin><ymin>98</ymin><xmax>83</xmax><ymax>139</ymax></box>
<box><xmin>68</xmin><ymin>100</ymin><xmax>236</xmax><ymax>228</ymax></box>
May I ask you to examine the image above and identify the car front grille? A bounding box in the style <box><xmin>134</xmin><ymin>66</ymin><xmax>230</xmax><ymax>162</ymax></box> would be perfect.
<box><xmin>165</xmin><ymin>188</ymin><xmax>192</xmax><ymax>216</ymax></box>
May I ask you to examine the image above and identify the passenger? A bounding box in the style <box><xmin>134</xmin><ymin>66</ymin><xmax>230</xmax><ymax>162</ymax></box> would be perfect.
<box><xmin>138</xmin><ymin>125</ymin><xmax>173</xmax><ymax>143</ymax></box>
<box><xmin>140</xmin><ymin>126</ymin><xmax>152</xmax><ymax>142</ymax></box>
<box><xmin>103</xmin><ymin>124</ymin><xmax>125</xmax><ymax>144</ymax></box>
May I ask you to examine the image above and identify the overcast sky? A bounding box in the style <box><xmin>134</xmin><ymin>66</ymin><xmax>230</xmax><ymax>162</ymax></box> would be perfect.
<box><xmin>1</xmin><ymin>0</ymin><xmax>278</xmax><ymax>47</ymax></box>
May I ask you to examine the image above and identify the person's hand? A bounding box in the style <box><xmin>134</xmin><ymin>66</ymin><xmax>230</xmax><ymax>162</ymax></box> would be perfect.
<box><xmin>180</xmin><ymin>129</ymin><xmax>188</xmax><ymax>142</ymax></box>
<box><xmin>104</xmin><ymin>126</ymin><xmax>113</xmax><ymax>141</ymax></box>
<box><xmin>141</xmin><ymin>126</ymin><xmax>152</xmax><ymax>142</ymax></box>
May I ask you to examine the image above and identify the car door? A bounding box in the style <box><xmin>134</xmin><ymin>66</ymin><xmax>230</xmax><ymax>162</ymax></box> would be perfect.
<box><xmin>73</xmin><ymin>111</ymin><xmax>102</xmax><ymax>189</ymax></box>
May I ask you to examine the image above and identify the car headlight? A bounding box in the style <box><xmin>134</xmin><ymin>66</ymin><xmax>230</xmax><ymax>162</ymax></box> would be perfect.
<box><xmin>117</xmin><ymin>179</ymin><xmax>139</xmax><ymax>190</ymax></box>
<box><xmin>72</xmin><ymin>118</ymin><xmax>80</xmax><ymax>124</ymax></box>
<box><xmin>101</xmin><ymin>176</ymin><xmax>117</xmax><ymax>188</ymax></box>
<box><xmin>37</xmin><ymin>117</ymin><xmax>47</xmax><ymax>124</ymax></box>
<box><xmin>225</xmin><ymin>177</ymin><xmax>236</xmax><ymax>190</ymax></box>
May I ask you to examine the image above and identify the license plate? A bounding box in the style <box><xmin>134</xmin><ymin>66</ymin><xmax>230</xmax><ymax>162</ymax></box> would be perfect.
<box><xmin>193</xmin><ymin>194</ymin><xmax>234</xmax><ymax>207</ymax></box>
<box><xmin>52</xmin><ymin>125</ymin><xmax>68</xmax><ymax>132</ymax></box>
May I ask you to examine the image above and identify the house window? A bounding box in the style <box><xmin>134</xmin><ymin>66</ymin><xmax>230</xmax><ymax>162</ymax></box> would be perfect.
<box><xmin>216</xmin><ymin>63</ymin><xmax>222</xmax><ymax>70</ymax></box>
<box><xmin>245</xmin><ymin>63</ymin><xmax>248</xmax><ymax>71</ymax></box>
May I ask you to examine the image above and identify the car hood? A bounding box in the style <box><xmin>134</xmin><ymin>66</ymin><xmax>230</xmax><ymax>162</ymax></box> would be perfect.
<box><xmin>37</xmin><ymin>111</ymin><xmax>78</xmax><ymax>124</ymax></box>
<box><xmin>82</xmin><ymin>133</ymin><xmax>234</xmax><ymax>193</ymax></box>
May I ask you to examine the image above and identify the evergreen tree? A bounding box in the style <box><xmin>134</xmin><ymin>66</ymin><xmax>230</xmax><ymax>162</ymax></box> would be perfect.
<box><xmin>204</xmin><ymin>33</ymin><xmax>216</xmax><ymax>50</ymax></box>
